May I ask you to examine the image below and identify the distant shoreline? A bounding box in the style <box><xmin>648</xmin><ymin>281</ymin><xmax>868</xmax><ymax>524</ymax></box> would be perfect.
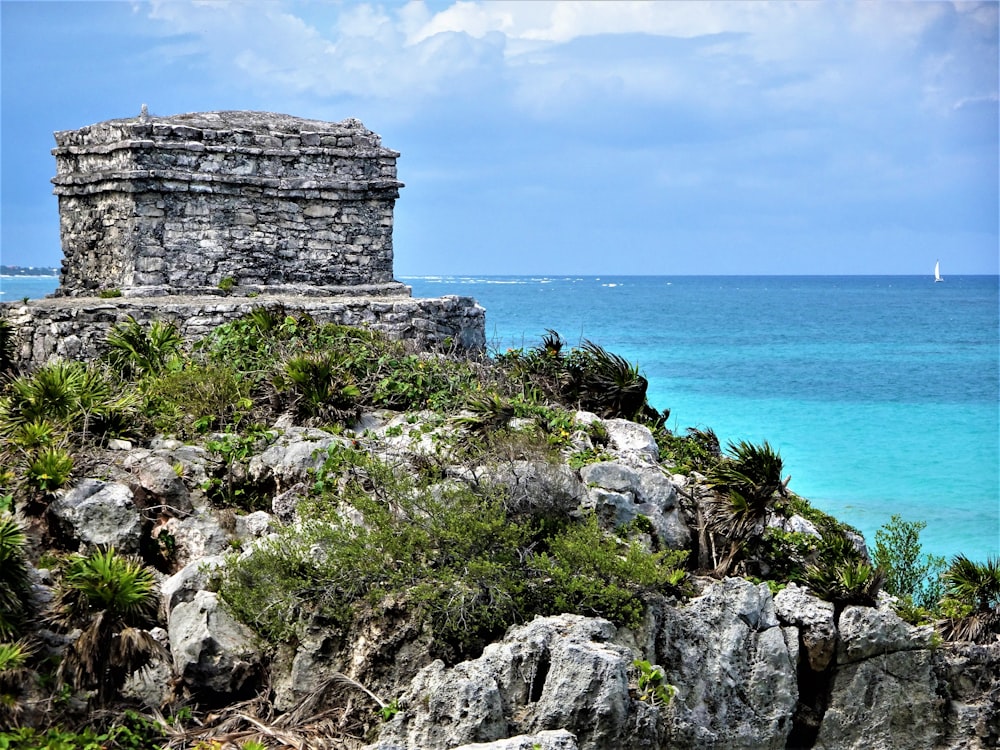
<box><xmin>1</xmin><ymin>266</ymin><xmax>60</xmax><ymax>277</ymax></box>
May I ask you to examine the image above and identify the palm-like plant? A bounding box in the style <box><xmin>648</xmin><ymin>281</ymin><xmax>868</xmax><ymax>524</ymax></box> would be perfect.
<box><xmin>279</xmin><ymin>353</ymin><xmax>361</xmax><ymax>423</ymax></box>
<box><xmin>105</xmin><ymin>315</ymin><xmax>183</xmax><ymax>380</ymax></box>
<box><xmin>0</xmin><ymin>515</ymin><xmax>33</xmax><ymax>640</ymax></box>
<box><xmin>51</xmin><ymin>548</ymin><xmax>164</xmax><ymax>705</ymax></box>
<box><xmin>940</xmin><ymin>555</ymin><xmax>1000</xmax><ymax>642</ymax></box>
<box><xmin>703</xmin><ymin>440</ymin><xmax>787</xmax><ymax>574</ymax></box>
<box><xmin>567</xmin><ymin>340</ymin><xmax>650</xmax><ymax>419</ymax></box>
<box><xmin>0</xmin><ymin>360</ymin><xmax>137</xmax><ymax>441</ymax></box>
<box><xmin>0</xmin><ymin>639</ymin><xmax>33</xmax><ymax>727</ymax></box>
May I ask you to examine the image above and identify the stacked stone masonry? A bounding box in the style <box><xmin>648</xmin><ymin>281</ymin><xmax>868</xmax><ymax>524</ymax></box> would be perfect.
<box><xmin>4</xmin><ymin>110</ymin><xmax>486</xmax><ymax>362</ymax></box>
<box><xmin>52</xmin><ymin>111</ymin><xmax>406</xmax><ymax>296</ymax></box>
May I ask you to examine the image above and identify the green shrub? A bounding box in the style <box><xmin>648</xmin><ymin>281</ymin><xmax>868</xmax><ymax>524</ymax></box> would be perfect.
<box><xmin>97</xmin><ymin>288</ymin><xmax>122</xmax><ymax>298</ymax></box>
<box><xmin>873</xmin><ymin>515</ymin><xmax>946</xmax><ymax>612</ymax></box>
<box><xmin>143</xmin><ymin>362</ymin><xmax>249</xmax><ymax>436</ymax></box>
<box><xmin>217</xmin><ymin>276</ymin><xmax>235</xmax><ymax>293</ymax></box>
<box><xmin>221</xmin><ymin>451</ymin><xmax>687</xmax><ymax>661</ymax></box>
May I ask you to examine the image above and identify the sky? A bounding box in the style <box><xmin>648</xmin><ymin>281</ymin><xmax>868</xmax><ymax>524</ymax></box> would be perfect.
<box><xmin>1</xmin><ymin>0</ymin><xmax>997</xmax><ymax>276</ymax></box>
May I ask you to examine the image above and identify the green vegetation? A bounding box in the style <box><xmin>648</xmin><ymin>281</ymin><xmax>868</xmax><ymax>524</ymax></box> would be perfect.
<box><xmin>221</xmin><ymin>447</ymin><xmax>688</xmax><ymax>662</ymax></box>
<box><xmin>97</xmin><ymin>288</ymin><xmax>122</xmax><ymax>298</ymax></box>
<box><xmin>50</xmin><ymin>548</ymin><xmax>164</xmax><ymax>705</ymax></box>
<box><xmin>940</xmin><ymin>555</ymin><xmax>1000</xmax><ymax>642</ymax></box>
<box><xmin>874</xmin><ymin>515</ymin><xmax>946</xmax><ymax>622</ymax></box>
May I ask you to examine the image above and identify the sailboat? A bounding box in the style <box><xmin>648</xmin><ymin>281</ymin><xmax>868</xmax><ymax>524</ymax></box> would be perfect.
<box><xmin>934</xmin><ymin>260</ymin><xmax>943</xmax><ymax>283</ymax></box>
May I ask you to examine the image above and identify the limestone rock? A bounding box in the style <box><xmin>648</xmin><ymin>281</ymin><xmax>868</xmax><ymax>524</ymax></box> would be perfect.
<box><xmin>816</xmin><ymin>649</ymin><xmax>944</xmax><ymax>749</ymax></box>
<box><xmin>937</xmin><ymin>641</ymin><xmax>1000</xmax><ymax>749</ymax></box>
<box><xmin>602</xmin><ymin>419</ymin><xmax>659</xmax><ymax>464</ymax></box>
<box><xmin>774</xmin><ymin>583</ymin><xmax>837</xmax><ymax>671</ymax></box>
<box><xmin>247</xmin><ymin>427</ymin><xmax>343</xmax><ymax>491</ymax></box>
<box><xmin>452</xmin><ymin>730</ymin><xmax>580</xmax><ymax>750</ymax></box>
<box><xmin>126</xmin><ymin>453</ymin><xmax>192</xmax><ymax>512</ymax></box>
<box><xmin>836</xmin><ymin>602</ymin><xmax>935</xmax><ymax>664</ymax></box>
<box><xmin>377</xmin><ymin>614</ymin><xmax>661</xmax><ymax>750</ymax></box>
<box><xmin>47</xmin><ymin>479</ymin><xmax>142</xmax><ymax>553</ymax></box>
<box><xmin>655</xmin><ymin>577</ymin><xmax>797</xmax><ymax>749</ymax></box>
<box><xmin>168</xmin><ymin>590</ymin><xmax>261</xmax><ymax>701</ymax></box>
<box><xmin>161</xmin><ymin>555</ymin><xmax>225</xmax><ymax>617</ymax></box>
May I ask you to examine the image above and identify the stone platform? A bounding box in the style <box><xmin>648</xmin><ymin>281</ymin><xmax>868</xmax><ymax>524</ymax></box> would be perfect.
<box><xmin>4</xmin><ymin>293</ymin><xmax>485</xmax><ymax>367</ymax></box>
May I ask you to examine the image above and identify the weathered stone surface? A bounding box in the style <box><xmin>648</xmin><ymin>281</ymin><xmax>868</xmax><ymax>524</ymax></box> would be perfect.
<box><xmin>601</xmin><ymin>419</ymin><xmax>659</xmax><ymax>463</ymax></box>
<box><xmin>7</xmin><ymin>294</ymin><xmax>486</xmax><ymax>367</ymax></box>
<box><xmin>377</xmin><ymin>614</ymin><xmax>661</xmax><ymax>750</ymax></box>
<box><xmin>47</xmin><ymin>479</ymin><xmax>142</xmax><ymax>553</ymax></box>
<box><xmin>936</xmin><ymin>641</ymin><xmax>1000</xmax><ymax>749</ymax></box>
<box><xmin>168</xmin><ymin>590</ymin><xmax>261</xmax><ymax>701</ymax></box>
<box><xmin>816</xmin><ymin>649</ymin><xmax>944</xmax><ymax>749</ymax></box>
<box><xmin>773</xmin><ymin>583</ymin><xmax>837</xmax><ymax>671</ymax></box>
<box><xmin>836</xmin><ymin>602</ymin><xmax>935</xmax><ymax>664</ymax></box>
<box><xmin>655</xmin><ymin>577</ymin><xmax>797</xmax><ymax>749</ymax></box>
<box><xmin>161</xmin><ymin>555</ymin><xmax>225</xmax><ymax>617</ymax></box>
<box><xmin>52</xmin><ymin>112</ymin><xmax>403</xmax><ymax>295</ymax></box>
<box><xmin>247</xmin><ymin>427</ymin><xmax>345</xmax><ymax>491</ymax></box>
<box><xmin>125</xmin><ymin>453</ymin><xmax>192</xmax><ymax>512</ymax></box>
<box><xmin>451</xmin><ymin>731</ymin><xmax>580</xmax><ymax>750</ymax></box>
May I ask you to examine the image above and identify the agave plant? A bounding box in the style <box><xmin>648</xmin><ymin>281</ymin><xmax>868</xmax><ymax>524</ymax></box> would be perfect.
<box><xmin>0</xmin><ymin>515</ymin><xmax>33</xmax><ymax>640</ymax></box>
<box><xmin>940</xmin><ymin>555</ymin><xmax>1000</xmax><ymax>642</ymax></box>
<box><xmin>25</xmin><ymin>447</ymin><xmax>74</xmax><ymax>494</ymax></box>
<box><xmin>105</xmin><ymin>315</ymin><xmax>184</xmax><ymax>380</ymax></box>
<box><xmin>51</xmin><ymin>548</ymin><xmax>165</xmax><ymax>705</ymax></box>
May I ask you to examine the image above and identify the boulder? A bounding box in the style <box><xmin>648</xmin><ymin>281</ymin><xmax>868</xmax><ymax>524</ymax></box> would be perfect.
<box><xmin>655</xmin><ymin>577</ymin><xmax>797</xmax><ymax>749</ymax></box>
<box><xmin>602</xmin><ymin>419</ymin><xmax>659</xmax><ymax>464</ymax></box>
<box><xmin>160</xmin><ymin>555</ymin><xmax>225</xmax><ymax>617</ymax></box>
<box><xmin>125</xmin><ymin>453</ymin><xmax>192</xmax><ymax>512</ymax></box>
<box><xmin>936</xmin><ymin>641</ymin><xmax>1000</xmax><ymax>749</ymax></box>
<box><xmin>168</xmin><ymin>590</ymin><xmax>261</xmax><ymax>701</ymax></box>
<box><xmin>247</xmin><ymin>427</ymin><xmax>345</xmax><ymax>491</ymax></box>
<box><xmin>376</xmin><ymin>614</ymin><xmax>662</xmax><ymax>750</ymax></box>
<box><xmin>47</xmin><ymin>479</ymin><xmax>142</xmax><ymax>553</ymax></box>
<box><xmin>774</xmin><ymin>583</ymin><xmax>837</xmax><ymax>671</ymax></box>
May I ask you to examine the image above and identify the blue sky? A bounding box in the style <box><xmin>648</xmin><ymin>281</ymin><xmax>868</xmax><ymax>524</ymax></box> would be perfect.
<box><xmin>2</xmin><ymin>0</ymin><xmax>997</xmax><ymax>275</ymax></box>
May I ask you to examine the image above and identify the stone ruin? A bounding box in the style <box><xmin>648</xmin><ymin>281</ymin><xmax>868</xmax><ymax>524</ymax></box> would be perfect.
<box><xmin>4</xmin><ymin>110</ymin><xmax>484</xmax><ymax>364</ymax></box>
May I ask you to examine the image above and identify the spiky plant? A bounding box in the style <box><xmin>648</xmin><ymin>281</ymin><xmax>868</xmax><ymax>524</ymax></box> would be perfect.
<box><xmin>51</xmin><ymin>548</ymin><xmax>164</xmax><ymax>705</ymax></box>
<box><xmin>940</xmin><ymin>555</ymin><xmax>1000</xmax><ymax>643</ymax></box>
<box><xmin>25</xmin><ymin>447</ymin><xmax>74</xmax><ymax>494</ymax></box>
<box><xmin>0</xmin><ymin>639</ymin><xmax>33</xmax><ymax>727</ymax></box>
<box><xmin>0</xmin><ymin>515</ymin><xmax>33</xmax><ymax>640</ymax></box>
<box><xmin>279</xmin><ymin>353</ymin><xmax>361</xmax><ymax>423</ymax></box>
<box><xmin>0</xmin><ymin>360</ymin><xmax>138</xmax><ymax>441</ymax></box>
<box><xmin>566</xmin><ymin>340</ymin><xmax>650</xmax><ymax>419</ymax></box>
<box><xmin>702</xmin><ymin>440</ymin><xmax>787</xmax><ymax>574</ymax></box>
<box><xmin>105</xmin><ymin>315</ymin><xmax>183</xmax><ymax>380</ymax></box>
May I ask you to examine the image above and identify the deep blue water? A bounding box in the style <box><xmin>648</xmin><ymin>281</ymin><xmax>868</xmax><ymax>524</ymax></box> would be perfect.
<box><xmin>5</xmin><ymin>273</ymin><xmax>998</xmax><ymax>562</ymax></box>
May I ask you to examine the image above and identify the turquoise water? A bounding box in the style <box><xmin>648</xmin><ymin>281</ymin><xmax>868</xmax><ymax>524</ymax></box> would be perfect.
<box><xmin>5</xmin><ymin>274</ymin><xmax>998</xmax><ymax>561</ymax></box>
<box><xmin>403</xmin><ymin>275</ymin><xmax>999</xmax><ymax>563</ymax></box>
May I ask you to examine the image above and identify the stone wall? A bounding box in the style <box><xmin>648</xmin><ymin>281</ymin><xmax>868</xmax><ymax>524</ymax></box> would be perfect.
<box><xmin>52</xmin><ymin>112</ymin><xmax>404</xmax><ymax>296</ymax></box>
<box><xmin>5</xmin><ymin>294</ymin><xmax>485</xmax><ymax>368</ymax></box>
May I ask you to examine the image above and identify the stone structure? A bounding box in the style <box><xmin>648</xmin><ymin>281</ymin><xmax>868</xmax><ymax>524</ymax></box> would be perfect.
<box><xmin>4</xmin><ymin>110</ymin><xmax>484</xmax><ymax>363</ymax></box>
<box><xmin>52</xmin><ymin>111</ymin><xmax>406</xmax><ymax>297</ymax></box>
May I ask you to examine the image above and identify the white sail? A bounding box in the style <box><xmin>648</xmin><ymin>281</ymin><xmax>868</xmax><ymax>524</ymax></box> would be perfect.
<box><xmin>934</xmin><ymin>260</ymin><xmax>943</xmax><ymax>282</ymax></box>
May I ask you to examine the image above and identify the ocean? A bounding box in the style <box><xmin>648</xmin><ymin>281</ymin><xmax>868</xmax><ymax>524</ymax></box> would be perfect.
<box><xmin>4</xmin><ymin>273</ymin><xmax>998</xmax><ymax>562</ymax></box>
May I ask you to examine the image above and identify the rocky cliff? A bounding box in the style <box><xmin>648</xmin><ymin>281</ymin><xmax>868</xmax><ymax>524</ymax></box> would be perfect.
<box><xmin>0</xmin><ymin>318</ymin><xmax>996</xmax><ymax>749</ymax></box>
